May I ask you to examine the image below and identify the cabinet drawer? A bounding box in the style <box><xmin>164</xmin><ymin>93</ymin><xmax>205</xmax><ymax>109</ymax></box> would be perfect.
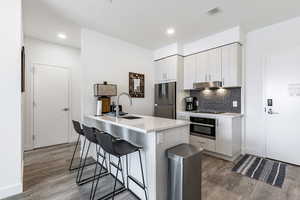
<box><xmin>190</xmin><ymin>135</ymin><xmax>216</xmax><ymax>152</ymax></box>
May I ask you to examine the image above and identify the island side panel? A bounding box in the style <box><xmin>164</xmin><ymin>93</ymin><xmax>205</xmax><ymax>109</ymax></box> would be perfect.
<box><xmin>155</xmin><ymin>125</ymin><xmax>190</xmax><ymax>200</ymax></box>
<box><xmin>84</xmin><ymin>117</ymin><xmax>157</xmax><ymax>200</ymax></box>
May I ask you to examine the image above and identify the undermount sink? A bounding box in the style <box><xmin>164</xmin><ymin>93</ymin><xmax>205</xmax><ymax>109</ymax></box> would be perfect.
<box><xmin>121</xmin><ymin>116</ymin><xmax>142</xmax><ymax>120</ymax></box>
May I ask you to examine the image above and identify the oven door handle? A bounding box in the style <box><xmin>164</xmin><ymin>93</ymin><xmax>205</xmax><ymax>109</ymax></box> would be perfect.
<box><xmin>190</xmin><ymin>122</ymin><xmax>215</xmax><ymax>127</ymax></box>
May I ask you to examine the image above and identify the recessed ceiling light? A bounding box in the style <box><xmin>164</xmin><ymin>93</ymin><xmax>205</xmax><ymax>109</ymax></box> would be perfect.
<box><xmin>57</xmin><ymin>33</ymin><xmax>67</xmax><ymax>39</ymax></box>
<box><xmin>166</xmin><ymin>28</ymin><xmax>175</xmax><ymax>36</ymax></box>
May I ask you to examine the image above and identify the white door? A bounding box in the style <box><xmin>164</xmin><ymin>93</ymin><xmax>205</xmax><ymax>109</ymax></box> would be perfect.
<box><xmin>33</xmin><ymin>64</ymin><xmax>70</xmax><ymax>148</ymax></box>
<box><xmin>264</xmin><ymin>46</ymin><xmax>300</xmax><ymax>165</ymax></box>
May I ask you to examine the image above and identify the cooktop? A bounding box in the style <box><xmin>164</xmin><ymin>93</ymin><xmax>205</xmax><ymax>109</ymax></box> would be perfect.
<box><xmin>192</xmin><ymin>110</ymin><xmax>225</xmax><ymax>114</ymax></box>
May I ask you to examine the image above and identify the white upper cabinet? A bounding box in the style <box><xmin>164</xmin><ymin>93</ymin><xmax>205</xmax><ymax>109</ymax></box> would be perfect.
<box><xmin>195</xmin><ymin>48</ymin><xmax>221</xmax><ymax>83</ymax></box>
<box><xmin>195</xmin><ymin>52</ymin><xmax>208</xmax><ymax>83</ymax></box>
<box><xmin>155</xmin><ymin>56</ymin><xmax>177</xmax><ymax>83</ymax></box>
<box><xmin>221</xmin><ymin>43</ymin><xmax>242</xmax><ymax>87</ymax></box>
<box><xmin>183</xmin><ymin>55</ymin><xmax>196</xmax><ymax>90</ymax></box>
<box><xmin>207</xmin><ymin>48</ymin><xmax>222</xmax><ymax>82</ymax></box>
<box><xmin>183</xmin><ymin>43</ymin><xmax>242</xmax><ymax>89</ymax></box>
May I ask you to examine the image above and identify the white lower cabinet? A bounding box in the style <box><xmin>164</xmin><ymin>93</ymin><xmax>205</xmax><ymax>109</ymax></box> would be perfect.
<box><xmin>216</xmin><ymin>118</ymin><xmax>233</xmax><ymax>156</ymax></box>
<box><xmin>215</xmin><ymin>117</ymin><xmax>242</xmax><ymax>157</ymax></box>
<box><xmin>178</xmin><ymin>111</ymin><xmax>243</xmax><ymax>160</ymax></box>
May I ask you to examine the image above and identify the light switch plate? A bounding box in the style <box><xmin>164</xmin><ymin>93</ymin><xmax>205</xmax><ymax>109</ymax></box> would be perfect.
<box><xmin>233</xmin><ymin>101</ymin><xmax>238</xmax><ymax>108</ymax></box>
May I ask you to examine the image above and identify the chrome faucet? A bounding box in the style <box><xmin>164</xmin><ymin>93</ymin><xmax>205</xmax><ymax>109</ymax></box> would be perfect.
<box><xmin>116</xmin><ymin>92</ymin><xmax>132</xmax><ymax>117</ymax></box>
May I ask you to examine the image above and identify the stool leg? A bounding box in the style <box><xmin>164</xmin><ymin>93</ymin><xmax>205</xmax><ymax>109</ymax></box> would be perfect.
<box><xmin>119</xmin><ymin>157</ymin><xmax>125</xmax><ymax>185</ymax></box>
<box><xmin>138</xmin><ymin>150</ymin><xmax>148</xmax><ymax>200</ymax></box>
<box><xmin>77</xmin><ymin>141</ymin><xmax>91</xmax><ymax>183</ymax></box>
<box><xmin>92</xmin><ymin>152</ymin><xmax>107</xmax><ymax>200</ymax></box>
<box><xmin>126</xmin><ymin>155</ymin><xmax>129</xmax><ymax>189</ymax></box>
<box><xmin>112</xmin><ymin>157</ymin><xmax>121</xmax><ymax>200</ymax></box>
<box><xmin>76</xmin><ymin>137</ymin><xmax>87</xmax><ymax>183</ymax></box>
<box><xmin>69</xmin><ymin>134</ymin><xmax>81</xmax><ymax>171</ymax></box>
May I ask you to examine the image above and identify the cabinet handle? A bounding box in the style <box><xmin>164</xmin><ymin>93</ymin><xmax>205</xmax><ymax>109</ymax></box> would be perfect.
<box><xmin>222</xmin><ymin>78</ymin><xmax>225</xmax><ymax>86</ymax></box>
<box><xmin>209</xmin><ymin>74</ymin><xmax>212</xmax><ymax>81</ymax></box>
<box><xmin>205</xmin><ymin>74</ymin><xmax>207</xmax><ymax>82</ymax></box>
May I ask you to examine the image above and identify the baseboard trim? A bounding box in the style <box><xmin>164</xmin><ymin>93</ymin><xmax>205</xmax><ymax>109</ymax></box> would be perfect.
<box><xmin>0</xmin><ymin>183</ymin><xmax>22</xmax><ymax>199</ymax></box>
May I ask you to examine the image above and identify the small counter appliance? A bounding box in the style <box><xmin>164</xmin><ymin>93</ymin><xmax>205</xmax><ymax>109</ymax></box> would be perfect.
<box><xmin>94</xmin><ymin>82</ymin><xmax>117</xmax><ymax>115</ymax></box>
<box><xmin>185</xmin><ymin>97</ymin><xmax>197</xmax><ymax>111</ymax></box>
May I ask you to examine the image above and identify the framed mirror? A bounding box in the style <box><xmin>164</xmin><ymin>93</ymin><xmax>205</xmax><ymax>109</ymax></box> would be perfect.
<box><xmin>129</xmin><ymin>72</ymin><xmax>145</xmax><ymax>98</ymax></box>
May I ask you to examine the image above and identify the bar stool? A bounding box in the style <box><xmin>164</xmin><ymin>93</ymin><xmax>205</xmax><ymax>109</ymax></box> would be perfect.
<box><xmin>69</xmin><ymin>120</ymin><xmax>95</xmax><ymax>171</ymax></box>
<box><xmin>76</xmin><ymin>125</ymin><xmax>108</xmax><ymax>185</ymax></box>
<box><xmin>90</xmin><ymin>130</ymin><xmax>148</xmax><ymax>200</ymax></box>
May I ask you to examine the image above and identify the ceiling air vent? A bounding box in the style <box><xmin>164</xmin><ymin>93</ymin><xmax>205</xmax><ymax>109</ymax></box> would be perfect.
<box><xmin>206</xmin><ymin>7</ymin><xmax>221</xmax><ymax>16</ymax></box>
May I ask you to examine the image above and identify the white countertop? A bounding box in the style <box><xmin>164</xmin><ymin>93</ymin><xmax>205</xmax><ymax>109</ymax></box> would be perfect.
<box><xmin>177</xmin><ymin>111</ymin><xmax>243</xmax><ymax>118</ymax></box>
<box><xmin>86</xmin><ymin>114</ymin><xmax>190</xmax><ymax>133</ymax></box>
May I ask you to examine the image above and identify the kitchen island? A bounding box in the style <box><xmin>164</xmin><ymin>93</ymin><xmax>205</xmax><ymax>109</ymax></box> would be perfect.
<box><xmin>84</xmin><ymin>114</ymin><xmax>190</xmax><ymax>200</ymax></box>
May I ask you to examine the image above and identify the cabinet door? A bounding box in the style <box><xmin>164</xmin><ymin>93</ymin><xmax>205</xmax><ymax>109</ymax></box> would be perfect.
<box><xmin>183</xmin><ymin>55</ymin><xmax>196</xmax><ymax>90</ymax></box>
<box><xmin>155</xmin><ymin>56</ymin><xmax>177</xmax><ymax>83</ymax></box>
<box><xmin>155</xmin><ymin>59</ymin><xmax>163</xmax><ymax>83</ymax></box>
<box><xmin>165</xmin><ymin>56</ymin><xmax>177</xmax><ymax>82</ymax></box>
<box><xmin>221</xmin><ymin>43</ymin><xmax>242</xmax><ymax>87</ymax></box>
<box><xmin>215</xmin><ymin>118</ymin><xmax>233</xmax><ymax>156</ymax></box>
<box><xmin>207</xmin><ymin>48</ymin><xmax>222</xmax><ymax>82</ymax></box>
<box><xmin>195</xmin><ymin>52</ymin><xmax>208</xmax><ymax>82</ymax></box>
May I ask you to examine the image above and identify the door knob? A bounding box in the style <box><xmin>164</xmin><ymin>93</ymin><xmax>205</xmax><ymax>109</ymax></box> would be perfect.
<box><xmin>62</xmin><ymin>108</ymin><xmax>69</xmax><ymax>111</ymax></box>
<box><xmin>154</xmin><ymin>104</ymin><xmax>158</xmax><ymax>107</ymax></box>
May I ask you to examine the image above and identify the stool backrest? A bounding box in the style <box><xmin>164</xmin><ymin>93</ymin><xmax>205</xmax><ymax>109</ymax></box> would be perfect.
<box><xmin>95</xmin><ymin>129</ymin><xmax>115</xmax><ymax>155</ymax></box>
<box><xmin>82</xmin><ymin>125</ymin><xmax>97</xmax><ymax>144</ymax></box>
<box><xmin>72</xmin><ymin>120</ymin><xmax>83</xmax><ymax>135</ymax></box>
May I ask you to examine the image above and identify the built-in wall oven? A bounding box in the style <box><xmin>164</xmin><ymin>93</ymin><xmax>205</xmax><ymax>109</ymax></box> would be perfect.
<box><xmin>190</xmin><ymin>116</ymin><xmax>216</xmax><ymax>140</ymax></box>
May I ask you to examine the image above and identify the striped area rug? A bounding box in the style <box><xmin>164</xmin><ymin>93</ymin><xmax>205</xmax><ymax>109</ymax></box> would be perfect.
<box><xmin>232</xmin><ymin>154</ymin><xmax>286</xmax><ymax>188</ymax></box>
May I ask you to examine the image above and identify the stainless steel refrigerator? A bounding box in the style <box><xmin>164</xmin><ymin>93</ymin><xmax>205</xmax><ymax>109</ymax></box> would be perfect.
<box><xmin>154</xmin><ymin>82</ymin><xmax>176</xmax><ymax>119</ymax></box>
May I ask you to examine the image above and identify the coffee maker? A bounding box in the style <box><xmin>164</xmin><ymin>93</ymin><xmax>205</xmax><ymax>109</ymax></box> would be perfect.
<box><xmin>185</xmin><ymin>97</ymin><xmax>197</xmax><ymax>111</ymax></box>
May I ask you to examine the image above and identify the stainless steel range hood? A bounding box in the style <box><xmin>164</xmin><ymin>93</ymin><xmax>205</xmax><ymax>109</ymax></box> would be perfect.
<box><xmin>193</xmin><ymin>81</ymin><xmax>223</xmax><ymax>89</ymax></box>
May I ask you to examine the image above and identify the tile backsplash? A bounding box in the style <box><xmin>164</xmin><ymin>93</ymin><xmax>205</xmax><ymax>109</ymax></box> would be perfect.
<box><xmin>190</xmin><ymin>87</ymin><xmax>241</xmax><ymax>113</ymax></box>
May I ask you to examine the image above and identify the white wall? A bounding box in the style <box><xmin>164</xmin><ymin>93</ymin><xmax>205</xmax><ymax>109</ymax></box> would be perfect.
<box><xmin>245</xmin><ymin>16</ymin><xmax>300</xmax><ymax>156</ymax></box>
<box><xmin>24</xmin><ymin>37</ymin><xmax>81</xmax><ymax>150</ymax></box>
<box><xmin>153</xmin><ymin>26</ymin><xmax>243</xmax><ymax>60</ymax></box>
<box><xmin>183</xmin><ymin>26</ymin><xmax>243</xmax><ymax>56</ymax></box>
<box><xmin>0</xmin><ymin>0</ymin><xmax>23</xmax><ymax>198</ymax></box>
<box><xmin>153</xmin><ymin>43</ymin><xmax>183</xmax><ymax>60</ymax></box>
<box><xmin>81</xmin><ymin>29</ymin><xmax>154</xmax><ymax>117</ymax></box>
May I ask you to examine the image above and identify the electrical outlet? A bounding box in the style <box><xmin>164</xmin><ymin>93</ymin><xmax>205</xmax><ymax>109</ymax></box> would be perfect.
<box><xmin>233</xmin><ymin>101</ymin><xmax>238</xmax><ymax>108</ymax></box>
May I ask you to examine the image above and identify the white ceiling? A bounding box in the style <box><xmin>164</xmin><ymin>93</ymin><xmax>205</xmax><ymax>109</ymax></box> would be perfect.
<box><xmin>23</xmin><ymin>0</ymin><xmax>81</xmax><ymax>48</ymax></box>
<box><xmin>23</xmin><ymin>0</ymin><xmax>300</xmax><ymax>50</ymax></box>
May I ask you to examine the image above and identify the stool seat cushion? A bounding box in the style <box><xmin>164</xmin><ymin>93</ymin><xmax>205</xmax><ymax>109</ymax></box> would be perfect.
<box><xmin>83</xmin><ymin>125</ymin><xmax>104</xmax><ymax>144</ymax></box>
<box><xmin>113</xmin><ymin>140</ymin><xmax>140</xmax><ymax>156</ymax></box>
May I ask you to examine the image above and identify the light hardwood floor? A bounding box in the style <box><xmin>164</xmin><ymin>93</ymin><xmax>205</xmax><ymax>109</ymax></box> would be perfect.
<box><xmin>4</xmin><ymin>143</ymin><xmax>300</xmax><ymax>200</ymax></box>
